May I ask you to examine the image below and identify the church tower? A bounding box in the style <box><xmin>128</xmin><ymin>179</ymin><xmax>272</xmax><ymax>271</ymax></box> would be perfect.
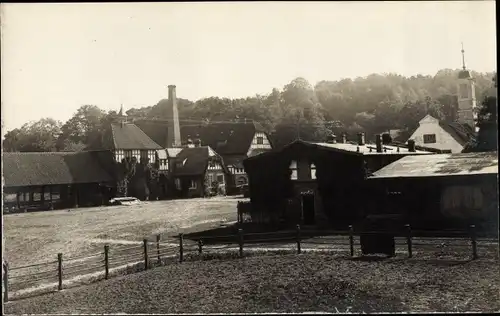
<box><xmin>456</xmin><ymin>43</ymin><xmax>477</xmax><ymax>130</ymax></box>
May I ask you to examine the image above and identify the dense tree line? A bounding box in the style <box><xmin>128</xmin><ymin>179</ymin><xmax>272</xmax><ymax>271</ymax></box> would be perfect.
<box><xmin>3</xmin><ymin>69</ymin><xmax>496</xmax><ymax>152</ymax></box>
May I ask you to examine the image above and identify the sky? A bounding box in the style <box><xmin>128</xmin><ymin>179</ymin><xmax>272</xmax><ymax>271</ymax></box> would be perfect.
<box><xmin>1</xmin><ymin>1</ymin><xmax>497</xmax><ymax>135</ymax></box>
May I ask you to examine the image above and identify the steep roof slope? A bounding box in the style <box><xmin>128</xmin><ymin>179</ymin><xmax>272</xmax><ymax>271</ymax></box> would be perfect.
<box><xmin>3</xmin><ymin>151</ymin><xmax>116</xmax><ymax>187</ymax></box>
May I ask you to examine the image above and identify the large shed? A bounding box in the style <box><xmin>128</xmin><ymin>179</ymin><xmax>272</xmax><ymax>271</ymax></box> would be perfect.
<box><xmin>367</xmin><ymin>152</ymin><xmax>498</xmax><ymax>232</ymax></box>
<box><xmin>3</xmin><ymin>151</ymin><xmax>117</xmax><ymax>210</ymax></box>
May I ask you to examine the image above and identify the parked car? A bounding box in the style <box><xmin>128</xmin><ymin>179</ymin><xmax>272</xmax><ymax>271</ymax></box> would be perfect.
<box><xmin>109</xmin><ymin>197</ymin><xmax>141</xmax><ymax>206</ymax></box>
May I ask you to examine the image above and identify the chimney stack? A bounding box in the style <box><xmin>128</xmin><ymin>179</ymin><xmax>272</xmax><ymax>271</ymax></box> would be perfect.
<box><xmin>167</xmin><ymin>85</ymin><xmax>181</xmax><ymax>148</ymax></box>
<box><xmin>357</xmin><ymin>132</ymin><xmax>365</xmax><ymax>146</ymax></box>
<box><xmin>326</xmin><ymin>134</ymin><xmax>337</xmax><ymax>144</ymax></box>
<box><xmin>381</xmin><ymin>133</ymin><xmax>392</xmax><ymax>145</ymax></box>
<box><xmin>407</xmin><ymin>139</ymin><xmax>416</xmax><ymax>152</ymax></box>
<box><xmin>193</xmin><ymin>134</ymin><xmax>201</xmax><ymax>147</ymax></box>
<box><xmin>341</xmin><ymin>133</ymin><xmax>347</xmax><ymax>144</ymax></box>
<box><xmin>375</xmin><ymin>134</ymin><xmax>382</xmax><ymax>153</ymax></box>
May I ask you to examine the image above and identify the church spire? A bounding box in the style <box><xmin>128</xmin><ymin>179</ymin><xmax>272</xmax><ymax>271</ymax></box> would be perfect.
<box><xmin>119</xmin><ymin>104</ymin><xmax>124</xmax><ymax>116</ymax></box>
<box><xmin>461</xmin><ymin>42</ymin><xmax>467</xmax><ymax>70</ymax></box>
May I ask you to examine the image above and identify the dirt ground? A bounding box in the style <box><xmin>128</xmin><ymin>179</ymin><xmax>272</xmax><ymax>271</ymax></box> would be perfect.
<box><xmin>3</xmin><ymin>196</ymin><xmax>242</xmax><ymax>268</ymax></box>
<box><xmin>4</xmin><ymin>253</ymin><xmax>499</xmax><ymax>314</ymax></box>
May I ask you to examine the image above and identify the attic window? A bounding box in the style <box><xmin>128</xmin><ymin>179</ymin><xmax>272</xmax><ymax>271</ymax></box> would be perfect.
<box><xmin>257</xmin><ymin>136</ymin><xmax>264</xmax><ymax>145</ymax></box>
<box><xmin>423</xmin><ymin>134</ymin><xmax>436</xmax><ymax>144</ymax></box>
<box><xmin>310</xmin><ymin>163</ymin><xmax>316</xmax><ymax>180</ymax></box>
<box><xmin>290</xmin><ymin>160</ymin><xmax>298</xmax><ymax>180</ymax></box>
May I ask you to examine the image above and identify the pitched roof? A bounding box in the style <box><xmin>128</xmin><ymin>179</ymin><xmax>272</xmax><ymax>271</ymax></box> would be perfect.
<box><xmin>110</xmin><ymin>123</ymin><xmax>162</xmax><ymax>150</ymax></box>
<box><xmin>223</xmin><ymin>155</ymin><xmax>247</xmax><ymax>169</ymax></box>
<box><xmin>166</xmin><ymin>148</ymin><xmax>183</xmax><ymax>158</ymax></box>
<box><xmin>438</xmin><ymin>121</ymin><xmax>476</xmax><ymax>146</ymax></box>
<box><xmin>134</xmin><ymin>119</ymin><xmax>267</xmax><ymax>155</ymax></box>
<box><xmin>3</xmin><ymin>151</ymin><xmax>116</xmax><ymax>188</ymax></box>
<box><xmin>369</xmin><ymin>152</ymin><xmax>498</xmax><ymax>179</ymax></box>
<box><xmin>173</xmin><ymin>146</ymin><xmax>221</xmax><ymax>176</ymax></box>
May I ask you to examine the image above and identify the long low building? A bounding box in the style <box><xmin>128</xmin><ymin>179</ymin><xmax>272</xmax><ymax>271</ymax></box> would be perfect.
<box><xmin>3</xmin><ymin>151</ymin><xmax>117</xmax><ymax>210</ymax></box>
<box><xmin>367</xmin><ymin>151</ymin><xmax>498</xmax><ymax>232</ymax></box>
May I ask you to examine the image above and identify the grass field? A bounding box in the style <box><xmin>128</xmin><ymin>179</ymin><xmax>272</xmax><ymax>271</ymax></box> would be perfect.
<box><xmin>3</xmin><ymin>196</ymin><xmax>242</xmax><ymax>268</ymax></box>
<box><xmin>4</xmin><ymin>253</ymin><xmax>499</xmax><ymax>314</ymax></box>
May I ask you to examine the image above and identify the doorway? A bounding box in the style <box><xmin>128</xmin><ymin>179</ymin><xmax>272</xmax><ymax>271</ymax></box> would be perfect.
<box><xmin>301</xmin><ymin>193</ymin><xmax>316</xmax><ymax>225</ymax></box>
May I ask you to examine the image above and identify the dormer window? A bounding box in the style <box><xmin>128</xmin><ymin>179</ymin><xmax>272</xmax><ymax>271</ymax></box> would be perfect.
<box><xmin>290</xmin><ymin>160</ymin><xmax>298</xmax><ymax>180</ymax></box>
<box><xmin>310</xmin><ymin>163</ymin><xmax>316</xmax><ymax>180</ymax></box>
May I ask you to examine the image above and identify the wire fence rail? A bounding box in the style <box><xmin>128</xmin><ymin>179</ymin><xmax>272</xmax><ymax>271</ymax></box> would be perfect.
<box><xmin>2</xmin><ymin>224</ymin><xmax>498</xmax><ymax>303</ymax></box>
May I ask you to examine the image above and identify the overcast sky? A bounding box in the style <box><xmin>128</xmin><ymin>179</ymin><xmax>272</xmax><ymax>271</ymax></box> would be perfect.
<box><xmin>1</xmin><ymin>1</ymin><xmax>496</xmax><ymax>135</ymax></box>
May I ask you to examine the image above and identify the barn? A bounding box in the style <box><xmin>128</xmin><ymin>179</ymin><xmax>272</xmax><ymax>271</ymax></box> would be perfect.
<box><xmin>3</xmin><ymin>151</ymin><xmax>117</xmax><ymax>211</ymax></box>
<box><xmin>243</xmin><ymin>133</ymin><xmax>434</xmax><ymax>228</ymax></box>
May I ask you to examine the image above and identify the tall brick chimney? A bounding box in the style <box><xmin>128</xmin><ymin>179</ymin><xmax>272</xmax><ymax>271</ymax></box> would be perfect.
<box><xmin>167</xmin><ymin>85</ymin><xmax>181</xmax><ymax>148</ymax></box>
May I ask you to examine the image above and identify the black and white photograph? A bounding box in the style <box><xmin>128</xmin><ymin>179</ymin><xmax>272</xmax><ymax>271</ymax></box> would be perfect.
<box><xmin>1</xmin><ymin>1</ymin><xmax>498</xmax><ymax>314</ymax></box>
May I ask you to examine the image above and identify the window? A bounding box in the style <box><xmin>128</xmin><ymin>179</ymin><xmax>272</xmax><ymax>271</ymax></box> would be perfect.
<box><xmin>459</xmin><ymin>83</ymin><xmax>469</xmax><ymax>99</ymax></box>
<box><xmin>217</xmin><ymin>174</ymin><xmax>224</xmax><ymax>183</ymax></box>
<box><xmin>290</xmin><ymin>160</ymin><xmax>298</xmax><ymax>180</ymax></box>
<box><xmin>148</xmin><ymin>150</ymin><xmax>156</xmax><ymax>164</ymax></box>
<box><xmin>124</xmin><ymin>150</ymin><xmax>132</xmax><ymax>159</ymax></box>
<box><xmin>175</xmin><ymin>178</ymin><xmax>182</xmax><ymax>190</ymax></box>
<box><xmin>208</xmin><ymin>174</ymin><xmax>214</xmax><ymax>185</ymax></box>
<box><xmin>33</xmin><ymin>189</ymin><xmax>42</xmax><ymax>202</ymax></box>
<box><xmin>256</xmin><ymin>136</ymin><xmax>264</xmax><ymax>145</ymax></box>
<box><xmin>310</xmin><ymin>163</ymin><xmax>316</xmax><ymax>180</ymax></box>
<box><xmin>115</xmin><ymin>150</ymin><xmax>125</xmax><ymax>163</ymax></box>
<box><xmin>423</xmin><ymin>134</ymin><xmax>436</xmax><ymax>144</ymax></box>
<box><xmin>44</xmin><ymin>192</ymin><xmax>51</xmax><ymax>201</ymax></box>
<box><xmin>132</xmin><ymin>150</ymin><xmax>140</xmax><ymax>161</ymax></box>
<box><xmin>190</xmin><ymin>180</ymin><xmax>197</xmax><ymax>189</ymax></box>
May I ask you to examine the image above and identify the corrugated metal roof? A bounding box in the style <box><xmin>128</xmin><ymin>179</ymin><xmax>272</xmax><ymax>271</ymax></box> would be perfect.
<box><xmin>313</xmin><ymin>142</ymin><xmax>433</xmax><ymax>155</ymax></box>
<box><xmin>369</xmin><ymin>152</ymin><xmax>498</xmax><ymax>179</ymax></box>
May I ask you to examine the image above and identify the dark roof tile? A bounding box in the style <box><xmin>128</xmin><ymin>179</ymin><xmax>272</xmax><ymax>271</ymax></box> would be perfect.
<box><xmin>3</xmin><ymin>151</ymin><xmax>116</xmax><ymax>187</ymax></box>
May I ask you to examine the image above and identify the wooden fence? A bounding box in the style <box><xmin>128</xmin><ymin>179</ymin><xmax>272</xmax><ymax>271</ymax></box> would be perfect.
<box><xmin>3</xmin><ymin>224</ymin><xmax>497</xmax><ymax>303</ymax></box>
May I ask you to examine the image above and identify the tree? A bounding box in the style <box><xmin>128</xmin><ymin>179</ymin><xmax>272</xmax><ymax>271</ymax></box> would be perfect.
<box><xmin>463</xmin><ymin>95</ymin><xmax>497</xmax><ymax>153</ymax></box>
<box><xmin>3</xmin><ymin>118</ymin><xmax>62</xmax><ymax>152</ymax></box>
<box><xmin>57</xmin><ymin>105</ymin><xmax>105</xmax><ymax>148</ymax></box>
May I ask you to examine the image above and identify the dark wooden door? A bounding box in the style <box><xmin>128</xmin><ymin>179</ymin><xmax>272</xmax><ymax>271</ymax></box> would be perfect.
<box><xmin>302</xmin><ymin>193</ymin><xmax>316</xmax><ymax>225</ymax></box>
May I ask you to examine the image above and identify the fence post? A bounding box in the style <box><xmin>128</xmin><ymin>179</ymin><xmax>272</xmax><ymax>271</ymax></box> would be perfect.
<box><xmin>143</xmin><ymin>239</ymin><xmax>149</xmax><ymax>270</ymax></box>
<box><xmin>156</xmin><ymin>234</ymin><xmax>161</xmax><ymax>264</ymax></box>
<box><xmin>405</xmin><ymin>224</ymin><xmax>413</xmax><ymax>258</ymax></box>
<box><xmin>57</xmin><ymin>253</ymin><xmax>63</xmax><ymax>291</ymax></box>
<box><xmin>349</xmin><ymin>225</ymin><xmax>354</xmax><ymax>257</ymax></box>
<box><xmin>296</xmin><ymin>224</ymin><xmax>301</xmax><ymax>254</ymax></box>
<box><xmin>238</xmin><ymin>229</ymin><xmax>244</xmax><ymax>258</ymax></box>
<box><xmin>3</xmin><ymin>261</ymin><xmax>8</xmax><ymax>303</ymax></box>
<box><xmin>179</xmin><ymin>234</ymin><xmax>184</xmax><ymax>263</ymax></box>
<box><xmin>198</xmin><ymin>239</ymin><xmax>203</xmax><ymax>256</ymax></box>
<box><xmin>104</xmin><ymin>244</ymin><xmax>109</xmax><ymax>280</ymax></box>
<box><xmin>470</xmin><ymin>224</ymin><xmax>478</xmax><ymax>260</ymax></box>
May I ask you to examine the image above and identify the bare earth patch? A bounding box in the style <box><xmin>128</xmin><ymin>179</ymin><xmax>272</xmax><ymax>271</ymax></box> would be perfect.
<box><xmin>4</xmin><ymin>253</ymin><xmax>499</xmax><ymax>314</ymax></box>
